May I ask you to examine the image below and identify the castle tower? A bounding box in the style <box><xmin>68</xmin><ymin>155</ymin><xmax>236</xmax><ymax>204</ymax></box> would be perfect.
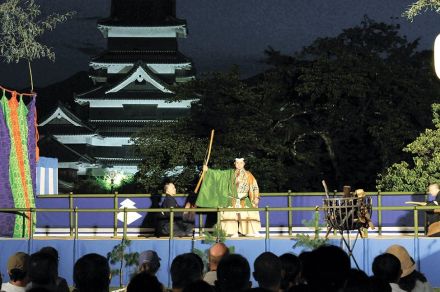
<box><xmin>39</xmin><ymin>0</ymin><xmax>195</xmax><ymax>177</ymax></box>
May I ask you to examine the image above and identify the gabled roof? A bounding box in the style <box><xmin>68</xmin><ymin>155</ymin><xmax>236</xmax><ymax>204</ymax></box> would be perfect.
<box><xmin>76</xmin><ymin>89</ymin><xmax>175</xmax><ymax>100</ymax></box>
<box><xmin>38</xmin><ymin>104</ymin><xmax>93</xmax><ymax>131</ymax></box>
<box><xmin>76</xmin><ymin>63</ymin><xmax>175</xmax><ymax>102</ymax></box>
<box><xmin>106</xmin><ymin>63</ymin><xmax>173</xmax><ymax>94</ymax></box>
<box><xmin>90</xmin><ymin>50</ymin><xmax>191</xmax><ymax>65</ymax></box>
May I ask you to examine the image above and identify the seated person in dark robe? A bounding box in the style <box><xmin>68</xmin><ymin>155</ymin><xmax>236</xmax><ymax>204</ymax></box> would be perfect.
<box><xmin>182</xmin><ymin>192</ymin><xmax>197</xmax><ymax>230</ymax></box>
<box><xmin>156</xmin><ymin>182</ymin><xmax>194</xmax><ymax>237</ymax></box>
<box><xmin>426</xmin><ymin>183</ymin><xmax>440</xmax><ymax>236</ymax></box>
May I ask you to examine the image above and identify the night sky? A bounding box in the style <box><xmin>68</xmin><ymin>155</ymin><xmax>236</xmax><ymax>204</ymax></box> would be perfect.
<box><xmin>1</xmin><ymin>0</ymin><xmax>440</xmax><ymax>89</ymax></box>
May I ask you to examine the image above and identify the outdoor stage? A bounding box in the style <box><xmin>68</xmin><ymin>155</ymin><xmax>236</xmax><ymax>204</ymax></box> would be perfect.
<box><xmin>0</xmin><ymin>235</ymin><xmax>439</xmax><ymax>288</ymax></box>
<box><xmin>1</xmin><ymin>192</ymin><xmax>438</xmax><ymax>288</ymax></box>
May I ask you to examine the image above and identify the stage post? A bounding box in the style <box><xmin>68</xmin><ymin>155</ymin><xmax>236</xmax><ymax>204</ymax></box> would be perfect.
<box><xmin>288</xmin><ymin>190</ymin><xmax>292</xmax><ymax>236</ymax></box>
<box><xmin>69</xmin><ymin>192</ymin><xmax>74</xmax><ymax>237</ymax></box>
<box><xmin>265</xmin><ymin>206</ymin><xmax>269</xmax><ymax>239</ymax></box>
<box><xmin>198</xmin><ymin>213</ymin><xmax>203</xmax><ymax>235</ymax></box>
<box><xmin>30</xmin><ymin>208</ymin><xmax>34</xmax><ymax>240</ymax></box>
<box><xmin>216</xmin><ymin>207</ymin><xmax>220</xmax><ymax>230</ymax></box>
<box><xmin>378</xmin><ymin>190</ymin><xmax>382</xmax><ymax>235</ymax></box>
<box><xmin>170</xmin><ymin>207</ymin><xmax>174</xmax><ymax>239</ymax></box>
<box><xmin>414</xmin><ymin>207</ymin><xmax>419</xmax><ymax>237</ymax></box>
<box><xmin>123</xmin><ymin>208</ymin><xmax>128</xmax><ymax>239</ymax></box>
<box><xmin>74</xmin><ymin>207</ymin><xmax>78</xmax><ymax>239</ymax></box>
<box><xmin>113</xmin><ymin>192</ymin><xmax>118</xmax><ymax>237</ymax></box>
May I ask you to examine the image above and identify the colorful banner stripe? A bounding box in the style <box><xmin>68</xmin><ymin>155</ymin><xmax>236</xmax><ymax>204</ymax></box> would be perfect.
<box><xmin>0</xmin><ymin>91</ymin><xmax>37</xmax><ymax>237</ymax></box>
<box><xmin>0</xmin><ymin>93</ymin><xmax>15</xmax><ymax>237</ymax></box>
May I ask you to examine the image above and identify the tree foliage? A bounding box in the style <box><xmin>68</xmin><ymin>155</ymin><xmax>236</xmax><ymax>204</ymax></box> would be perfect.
<box><xmin>135</xmin><ymin>17</ymin><xmax>440</xmax><ymax>192</ymax></box>
<box><xmin>0</xmin><ymin>0</ymin><xmax>75</xmax><ymax>90</ymax></box>
<box><xmin>0</xmin><ymin>0</ymin><xmax>75</xmax><ymax>63</ymax></box>
<box><xmin>403</xmin><ymin>0</ymin><xmax>440</xmax><ymax>21</ymax></box>
<box><xmin>293</xmin><ymin>211</ymin><xmax>328</xmax><ymax>250</ymax></box>
<box><xmin>284</xmin><ymin>17</ymin><xmax>440</xmax><ymax>189</ymax></box>
<box><xmin>377</xmin><ymin>104</ymin><xmax>440</xmax><ymax>191</ymax></box>
<box><xmin>107</xmin><ymin>239</ymin><xmax>139</xmax><ymax>287</ymax></box>
<box><xmin>133</xmin><ymin>122</ymin><xmax>206</xmax><ymax>193</ymax></box>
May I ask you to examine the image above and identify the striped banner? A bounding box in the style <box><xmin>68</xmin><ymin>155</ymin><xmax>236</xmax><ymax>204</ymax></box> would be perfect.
<box><xmin>0</xmin><ymin>93</ymin><xmax>15</xmax><ymax>237</ymax></box>
<box><xmin>0</xmin><ymin>90</ymin><xmax>37</xmax><ymax>237</ymax></box>
<box><xmin>36</xmin><ymin>157</ymin><xmax>58</xmax><ymax>195</ymax></box>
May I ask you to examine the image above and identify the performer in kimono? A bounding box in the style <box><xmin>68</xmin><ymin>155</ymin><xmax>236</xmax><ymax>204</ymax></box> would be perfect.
<box><xmin>425</xmin><ymin>183</ymin><xmax>440</xmax><ymax>236</ymax></box>
<box><xmin>197</xmin><ymin>158</ymin><xmax>261</xmax><ymax>237</ymax></box>
<box><xmin>156</xmin><ymin>182</ymin><xmax>194</xmax><ymax>237</ymax></box>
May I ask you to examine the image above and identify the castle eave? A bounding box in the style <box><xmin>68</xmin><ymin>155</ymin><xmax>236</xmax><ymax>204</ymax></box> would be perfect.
<box><xmin>91</xmin><ymin>50</ymin><xmax>191</xmax><ymax>64</ymax></box>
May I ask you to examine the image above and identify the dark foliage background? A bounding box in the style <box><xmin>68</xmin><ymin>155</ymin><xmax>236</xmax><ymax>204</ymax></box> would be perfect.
<box><xmin>132</xmin><ymin>18</ymin><xmax>439</xmax><ymax>192</ymax></box>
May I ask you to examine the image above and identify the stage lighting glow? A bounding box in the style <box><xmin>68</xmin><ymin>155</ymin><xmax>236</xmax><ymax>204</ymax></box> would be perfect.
<box><xmin>104</xmin><ymin>171</ymin><xmax>127</xmax><ymax>189</ymax></box>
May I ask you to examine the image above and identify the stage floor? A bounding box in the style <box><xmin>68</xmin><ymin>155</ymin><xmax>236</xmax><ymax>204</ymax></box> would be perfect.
<box><xmin>0</xmin><ymin>235</ymin><xmax>439</xmax><ymax>288</ymax></box>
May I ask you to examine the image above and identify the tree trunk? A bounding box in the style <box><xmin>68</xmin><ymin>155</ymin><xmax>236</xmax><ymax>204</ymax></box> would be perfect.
<box><xmin>27</xmin><ymin>60</ymin><xmax>34</xmax><ymax>92</ymax></box>
<box><xmin>317</xmin><ymin>131</ymin><xmax>340</xmax><ymax>183</ymax></box>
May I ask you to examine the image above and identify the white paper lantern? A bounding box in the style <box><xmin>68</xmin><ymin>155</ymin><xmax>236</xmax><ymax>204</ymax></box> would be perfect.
<box><xmin>434</xmin><ymin>34</ymin><xmax>440</xmax><ymax>79</ymax></box>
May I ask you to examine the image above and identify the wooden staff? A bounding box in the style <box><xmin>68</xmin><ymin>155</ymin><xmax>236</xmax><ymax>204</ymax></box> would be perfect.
<box><xmin>194</xmin><ymin>129</ymin><xmax>215</xmax><ymax>193</ymax></box>
<box><xmin>322</xmin><ymin>180</ymin><xmax>330</xmax><ymax>199</ymax></box>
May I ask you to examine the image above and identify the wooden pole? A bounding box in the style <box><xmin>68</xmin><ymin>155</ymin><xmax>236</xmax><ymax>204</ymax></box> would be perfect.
<box><xmin>194</xmin><ymin>129</ymin><xmax>214</xmax><ymax>193</ymax></box>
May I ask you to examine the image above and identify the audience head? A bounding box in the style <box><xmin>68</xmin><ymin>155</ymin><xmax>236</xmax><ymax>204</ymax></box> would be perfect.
<box><xmin>253</xmin><ymin>252</ymin><xmax>282</xmax><ymax>291</ymax></box>
<box><xmin>39</xmin><ymin>247</ymin><xmax>60</xmax><ymax>275</ymax></box>
<box><xmin>385</xmin><ymin>245</ymin><xmax>415</xmax><ymax>278</ymax></box>
<box><xmin>187</xmin><ymin>253</ymin><xmax>204</xmax><ymax>275</ymax></box>
<box><xmin>170</xmin><ymin>253</ymin><xmax>203</xmax><ymax>290</ymax></box>
<box><xmin>372</xmin><ymin>253</ymin><xmax>402</xmax><ymax>284</ymax></box>
<box><xmin>27</xmin><ymin>287</ymin><xmax>54</xmax><ymax>292</ymax></box>
<box><xmin>182</xmin><ymin>280</ymin><xmax>215</xmax><ymax>292</ymax></box>
<box><xmin>73</xmin><ymin>253</ymin><xmax>110</xmax><ymax>292</ymax></box>
<box><xmin>216</xmin><ymin>254</ymin><xmax>251</xmax><ymax>292</ymax></box>
<box><xmin>127</xmin><ymin>273</ymin><xmax>163</xmax><ymax>292</ymax></box>
<box><xmin>279</xmin><ymin>253</ymin><xmax>301</xmax><ymax>290</ymax></box>
<box><xmin>302</xmin><ymin>245</ymin><xmax>351</xmax><ymax>292</ymax></box>
<box><xmin>208</xmin><ymin>243</ymin><xmax>229</xmax><ymax>271</ymax></box>
<box><xmin>297</xmin><ymin>251</ymin><xmax>312</xmax><ymax>284</ymax></box>
<box><xmin>138</xmin><ymin>250</ymin><xmax>161</xmax><ymax>275</ymax></box>
<box><xmin>386</xmin><ymin>245</ymin><xmax>429</xmax><ymax>291</ymax></box>
<box><xmin>369</xmin><ymin>276</ymin><xmax>392</xmax><ymax>292</ymax></box>
<box><xmin>7</xmin><ymin>252</ymin><xmax>30</xmax><ymax>283</ymax></box>
<box><xmin>28</xmin><ymin>251</ymin><xmax>57</xmax><ymax>285</ymax></box>
<box><xmin>39</xmin><ymin>247</ymin><xmax>59</xmax><ymax>261</ymax></box>
<box><xmin>343</xmin><ymin>269</ymin><xmax>371</xmax><ymax>292</ymax></box>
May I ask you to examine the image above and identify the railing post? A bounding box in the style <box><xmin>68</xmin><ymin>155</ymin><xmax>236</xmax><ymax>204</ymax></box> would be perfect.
<box><xmin>21</xmin><ymin>211</ymin><xmax>26</xmax><ymax>238</ymax></box>
<box><xmin>170</xmin><ymin>207</ymin><xmax>174</xmax><ymax>239</ymax></box>
<box><xmin>217</xmin><ymin>207</ymin><xmax>221</xmax><ymax>231</ymax></box>
<box><xmin>29</xmin><ymin>208</ymin><xmax>34</xmax><ymax>240</ymax></box>
<box><xmin>199</xmin><ymin>213</ymin><xmax>203</xmax><ymax>236</ymax></box>
<box><xmin>288</xmin><ymin>190</ymin><xmax>292</xmax><ymax>236</ymax></box>
<box><xmin>123</xmin><ymin>207</ymin><xmax>128</xmax><ymax>239</ymax></box>
<box><xmin>414</xmin><ymin>206</ymin><xmax>419</xmax><ymax>238</ymax></box>
<box><xmin>424</xmin><ymin>192</ymin><xmax>429</xmax><ymax>235</ymax></box>
<box><xmin>69</xmin><ymin>192</ymin><xmax>74</xmax><ymax>237</ymax></box>
<box><xmin>378</xmin><ymin>190</ymin><xmax>382</xmax><ymax>236</ymax></box>
<box><xmin>265</xmin><ymin>206</ymin><xmax>270</xmax><ymax>239</ymax></box>
<box><xmin>314</xmin><ymin>206</ymin><xmax>320</xmax><ymax>239</ymax></box>
<box><xmin>74</xmin><ymin>207</ymin><xmax>78</xmax><ymax>240</ymax></box>
<box><xmin>114</xmin><ymin>192</ymin><xmax>118</xmax><ymax>237</ymax></box>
